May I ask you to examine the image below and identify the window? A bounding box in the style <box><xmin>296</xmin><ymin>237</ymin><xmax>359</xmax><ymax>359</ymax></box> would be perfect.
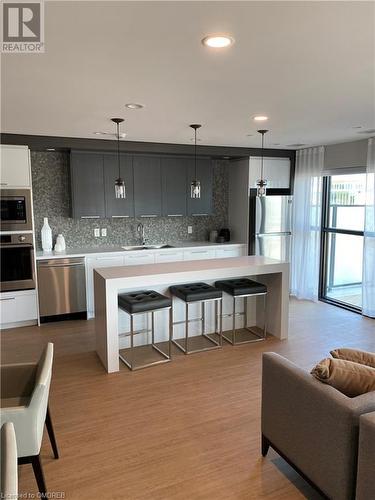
<box><xmin>320</xmin><ymin>173</ymin><xmax>366</xmax><ymax>311</ymax></box>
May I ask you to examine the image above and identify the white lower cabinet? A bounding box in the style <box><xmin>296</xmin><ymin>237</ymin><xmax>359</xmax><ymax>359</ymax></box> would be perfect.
<box><xmin>86</xmin><ymin>254</ymin><xmax>125</xmax><ymax>318</ymax></box>
<box><xmin>0</xmin><ymin>290</ymin><xmax>38</xmax><ymax>328</ymax></box>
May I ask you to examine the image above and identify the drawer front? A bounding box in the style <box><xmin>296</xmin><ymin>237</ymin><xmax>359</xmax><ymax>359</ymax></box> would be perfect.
<box><xmin>215</xmin><ymin>247</ymin><xmax>244</xmax><ymax>258</ymax></box>
<box><xmin>0</xmin><ymin>291</ymin><xmax>37</xmax><ymax>325</ymax></box>
<box><xmin>155</xmin><ymin>251</ymin><xmax>184</xmax><ymax>263</ymax></box>
<box><xmin>124</xmin><ymin>253</ymin><xmax>155</xmax><ymax>266</ymax></box>
<box><xmin>183</xmin><ymin>249</ymin><xmax>215</xmax><ymax>261</ymax></box>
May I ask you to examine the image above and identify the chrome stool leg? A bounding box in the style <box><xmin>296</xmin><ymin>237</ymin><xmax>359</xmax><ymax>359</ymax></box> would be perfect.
<box><xmin>262</xmin><ymin>293</ymin><xmax>267</xmax><ymax>339</ymax></box>
<box><xmin>185</xmin><ymin>302</ymin><xmax>189</xmax><ymax>353</ymax></box>
<box><xmin>232</xmin><ymin>296</ymin><xmax>236</xmax><ymax>344</ymax></box>
<box><xmin>130</xmin><ymin>315</ymin><xmax>134</xmax><ymax>369</ymax></box>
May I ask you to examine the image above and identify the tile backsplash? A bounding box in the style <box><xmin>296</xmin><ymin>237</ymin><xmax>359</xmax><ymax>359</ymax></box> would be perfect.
<box><xmin>31</xmin><ymin>152</ymin><xmax>229</xmax><ymax>250</ymax></box>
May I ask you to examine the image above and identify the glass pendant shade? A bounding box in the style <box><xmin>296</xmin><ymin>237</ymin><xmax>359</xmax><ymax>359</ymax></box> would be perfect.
<box><xmin>111</xmin><ymin>117</ymin><xmax>126</xmax><ymax>200</ymax></box>
<box><xmin>115</xmin><ymin>178</ymin><xmax>126</xmax><ymax>199</ymax></box>
<box><xmin>190</xmin><ymin>123</ymin><xmax>202</xmax><ymax>199</ymax></box>
<box><xmin>257</xmin><ymin>129</ymin><xmax>269</xmax><ymax>198</ymax></box>
<box><xmin>190</xmin><ymin>180</ymin><xmax>201</xmax><ymax>199</ymax></box>
<box><xmin>256</xmin><ymin>179</ymin><xmax>267</xmax><ymax>198</ymax></box>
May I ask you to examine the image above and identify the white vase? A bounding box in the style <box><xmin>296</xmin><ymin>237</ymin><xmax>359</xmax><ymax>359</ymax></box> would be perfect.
<box><xmin>41</xmin><ymin>217</ymin><xmax>53</xmax><ymax>252</ymax></box>
<box><xmin>54</xmin><ymin>234</ymin><xmax>66</xmax><ymax>253</ymax></box>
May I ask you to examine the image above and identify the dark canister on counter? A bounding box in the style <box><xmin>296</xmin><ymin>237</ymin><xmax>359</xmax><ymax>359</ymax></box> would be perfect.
<box><xmin>219</xmin><ymin>228</ymin><xmax>230</xmax><ymax>242</ymax></box>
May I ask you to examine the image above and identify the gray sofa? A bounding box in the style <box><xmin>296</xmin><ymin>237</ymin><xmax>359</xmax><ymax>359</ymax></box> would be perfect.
<box><xmin>356</xmin><ymin>411</ymin><xmax>375</xmax><ymax>499</ymax></box>
<box><xmin>261</xmin><ymin>352</ymin><xmax>375</xmax><ymax>500</ymax></box>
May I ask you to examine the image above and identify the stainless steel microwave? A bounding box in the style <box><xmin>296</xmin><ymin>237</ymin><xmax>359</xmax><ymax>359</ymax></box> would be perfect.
<box><xmin>0</xmin><ymin>189</ymin><xmax>33</xmax><ymax>231</ymax></box>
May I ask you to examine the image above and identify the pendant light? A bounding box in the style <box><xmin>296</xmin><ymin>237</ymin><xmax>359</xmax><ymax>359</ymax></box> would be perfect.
<box><xmin>111</xmin><ymin>118</ymin><xmax>126</xmax><ymax>199</ymax></box>
<box><xmin>256</xmin><ymin>129</ymin><xmax>268</xmax><ymax>198</ymax></box>
<box><xmin>190</xmin><ymin>124</ymin><xmax>202</xmax><ymax>199</ymax></box>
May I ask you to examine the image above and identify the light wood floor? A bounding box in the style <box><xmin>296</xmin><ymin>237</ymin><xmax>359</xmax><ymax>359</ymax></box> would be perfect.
<box><xmin>1</xmin><ymin>299</ymin><xmax>374</xmax><ymax>500</ymax></box>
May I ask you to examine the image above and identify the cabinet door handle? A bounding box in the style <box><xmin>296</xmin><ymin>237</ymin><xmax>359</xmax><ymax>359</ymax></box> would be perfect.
<box><xmin>95</xmin><ymin>257</ymin><xmax>120</xmax><ymax>261</ymax></box>
<box><xmin>167</xmin><ymin>214</ymin><xmax>183</xmax><ymax>217</ymax></box>
<box><xmin>0</xmin><ymin>182</ymin><xmax>8</xmax><ymax>186</ymax></box>
<box><xmin>140</xmin><ymin>215</ymin><xmax>157</xmax><ymax>218</ymax></box>
<box><xmin>191</xmin><ymin>251</ymin><xmax>208</xmax><ymax>254</ymax></box>
<box><xmin>0</xmin><ymin>297</ymin><xmax>15</xmax><ymax>301</ymax></box>
<box><xmin>81</xmin><ymin>216</ymin><xmax>100</xmax><ymax>219</ymax></box>
<box><xmin>128</xmin><ymin>254</ymin><xmax>152</xmax><ymax>258</ymax></box>
<box><xmin>111</xmin><ymin>215</ymin><xmax>130</xmax><ymax>218</ymax></box>
<box><xmin>192</xmin><ymin>213</ymin><xmax>208</xmax><ymax>216</ymax></box>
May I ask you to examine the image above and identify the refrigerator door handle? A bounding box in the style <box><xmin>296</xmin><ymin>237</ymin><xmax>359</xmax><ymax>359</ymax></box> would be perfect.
<box><xmin>256</xmin><ymin>231</ymin><xmax>292</xmax><ymax>237</ymax></box>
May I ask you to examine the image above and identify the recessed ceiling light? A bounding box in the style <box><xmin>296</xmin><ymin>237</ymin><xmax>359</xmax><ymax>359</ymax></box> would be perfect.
<box><xmin>253</xmin><ymin>116</ymin><xmax>268</xmax><ymax>122</ymax></box>
<box><xmin>202</xmin><ymin>34</ymin><xmax>234</xmax><ymax>48</ymax></box>
<box><xmin>286</xmin><ymin>143</ymin><xmax>307</xmax><ymax>148</ymax></box>
<box><xmin>125</xmin><ymin>103</ymin><xmax>144</xmax><ymax>109</ymax></box>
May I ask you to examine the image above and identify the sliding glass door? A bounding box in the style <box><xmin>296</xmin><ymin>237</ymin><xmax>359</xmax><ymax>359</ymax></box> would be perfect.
<box><xmin>320</xmin><ymin>173</ymin><xmax>366</xmax><ymax>311</ymax></box>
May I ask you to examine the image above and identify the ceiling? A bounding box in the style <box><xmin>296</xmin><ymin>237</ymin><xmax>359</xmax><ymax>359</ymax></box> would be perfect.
<box><xmin>2</xmin><ymin>1</ymin><xmax>375</xmax><ymax>149</ymax></box>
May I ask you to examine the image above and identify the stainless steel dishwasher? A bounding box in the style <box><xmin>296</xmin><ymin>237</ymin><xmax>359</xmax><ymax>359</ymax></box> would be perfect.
<box><xmin>37</xmin><ymin>258</ymin><xmax>87</xmax><ymax>320</ymax></box>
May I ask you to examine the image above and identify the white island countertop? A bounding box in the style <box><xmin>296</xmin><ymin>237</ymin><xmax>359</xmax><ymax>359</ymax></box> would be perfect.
<box><xmin>95</xmin><ymin>255</ymin><xmax>285</xmax><ymax>282</ymax></box>
<box><xmin>94</xmin><ymin>255</ymin><xmax>290</xmax><ymax>373</ymax></box>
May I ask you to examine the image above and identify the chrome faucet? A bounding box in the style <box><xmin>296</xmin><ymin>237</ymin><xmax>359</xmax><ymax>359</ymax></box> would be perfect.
<box><xmin>137</xmin><ymin>223</ymin><xmax>146</xmax><ymax>246</ymax></box>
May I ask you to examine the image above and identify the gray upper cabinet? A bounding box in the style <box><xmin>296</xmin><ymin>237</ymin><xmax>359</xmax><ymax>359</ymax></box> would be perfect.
<box><xmin>187</xmin><ymin>158</ymin><xmax>213</xmax><ymax>216</ymax></box>
<box><xmin>103</xmin><ymin>153</ymin><xmax>134</xmax><ymax>218</ymax></box>
<box><xmin>70</xmin><ymin>151</ymin><xmax>105</xmax><ymax>219</ymax></box>
<box><xmin>161</xmin><ymin>157</ymin><xmax>188</xmax><ymax>217</ymax></box>
<box><xmin>133</xmin><ymin>156</ymin><xmax>162</xmax><ymax>217</ymax></box>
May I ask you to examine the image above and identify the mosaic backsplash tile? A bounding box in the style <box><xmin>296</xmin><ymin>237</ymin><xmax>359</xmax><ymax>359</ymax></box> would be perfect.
<box><xmin>31</xmin><ymin>152</ymin><xmax>229</xmax><ymax>250</ymax></box>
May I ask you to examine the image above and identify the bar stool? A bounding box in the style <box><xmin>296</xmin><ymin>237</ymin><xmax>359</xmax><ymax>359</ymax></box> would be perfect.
<box><xmin>214</xmin><ymin>278</ymin><xmax>267</xmax><ymax>345</ymax></box>
<box><xmin>118</xmin><ymin>290</ymin><xmax>172</xmax><ymax>370</ymax></box>
<box><xmin>169</xmin><ymin>282</ymin><xmax>223</xmax><ymax>354</ymax></box>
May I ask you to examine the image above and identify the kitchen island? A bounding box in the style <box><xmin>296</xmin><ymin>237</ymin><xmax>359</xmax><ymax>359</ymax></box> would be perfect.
<box><xmin>94</xmin><ymin>256</ymin><xmax>290</xmax><ymax>373</ymax></box>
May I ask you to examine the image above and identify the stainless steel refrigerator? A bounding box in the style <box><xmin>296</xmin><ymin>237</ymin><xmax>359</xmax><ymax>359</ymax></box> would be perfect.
<box><xmin>249</xmin><ymin>195</ymin><xmax>293</xmax><ymax>262</ymax></box>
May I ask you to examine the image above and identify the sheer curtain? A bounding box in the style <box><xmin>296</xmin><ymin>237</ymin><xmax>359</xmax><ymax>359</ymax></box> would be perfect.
<box><xmin>291</xmin><ymin>146</ymin><xmax>324</xmax><ymax>301</ymax></box>
<box><xmin>362</xmin><ymin>138</ymin><xmax>375</xmax><ymax>318</ymax></box>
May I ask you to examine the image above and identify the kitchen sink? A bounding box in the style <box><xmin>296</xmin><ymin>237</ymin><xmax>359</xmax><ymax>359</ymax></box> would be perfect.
<box><xmin>121</xmin><ymin>244</ymin><xmax>175</xmax><ymax>251</ymax></box>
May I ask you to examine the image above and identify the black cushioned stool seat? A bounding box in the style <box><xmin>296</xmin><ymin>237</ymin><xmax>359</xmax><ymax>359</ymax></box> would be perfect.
<box><xmin>169</xmin><ymin>283</ymin><xmax>222</xmax><ymax>302</ymax></box>
<box><xmin>215</xmin><ymin>278</ymin><xmax>267</xmax><ymax>296</ymax></box>
<box><xmin>118</xmin><ymin>290</ymin><xmax>172</xmax><ymax>315</ymax></box>
<box><xmin>169</xmin><ymin>282</ymin><xmax>223</xmax><ymax>355</ymax></box>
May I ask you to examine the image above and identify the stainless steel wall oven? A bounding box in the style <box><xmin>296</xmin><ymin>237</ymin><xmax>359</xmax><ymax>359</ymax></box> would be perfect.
<box><xmin>0</xmin><ymin>233</ymin><xmax>36</xmax><ymax>292</ymax></box>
